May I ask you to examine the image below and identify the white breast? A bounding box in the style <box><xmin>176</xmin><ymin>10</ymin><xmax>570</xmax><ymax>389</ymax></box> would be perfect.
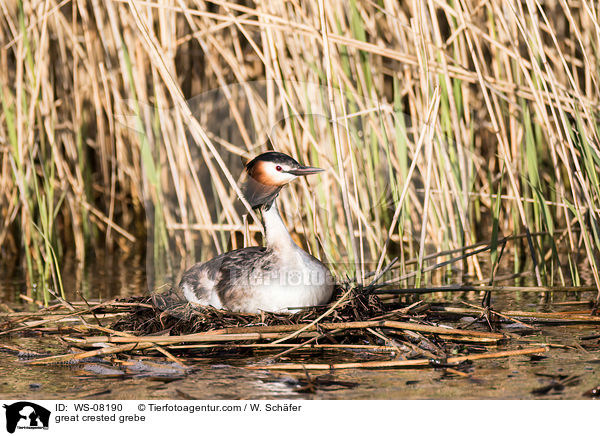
<box><xmin>241</xmin><ymin>248</ymin><xmax>334</xmax><ymax>313</ymax></box>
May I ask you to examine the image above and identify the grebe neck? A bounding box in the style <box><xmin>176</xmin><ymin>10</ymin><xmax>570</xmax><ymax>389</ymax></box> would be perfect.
<box><xmin>261</xmin><ymin>201</ymin><xmax>297</xmax><ymax>251</ymax></box>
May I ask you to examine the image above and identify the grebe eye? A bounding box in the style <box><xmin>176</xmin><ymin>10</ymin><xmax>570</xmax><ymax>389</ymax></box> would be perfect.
<box><xmin>276</xmin><ymin>165</ymin><xmax>282</xmax><ymax>172</ymax></box>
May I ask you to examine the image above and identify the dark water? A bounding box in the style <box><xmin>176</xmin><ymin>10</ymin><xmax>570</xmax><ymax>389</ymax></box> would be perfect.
<box><xmin>0</xmin><ymin>252</ymin><xmax>148</xmax><ymax>304</ymax></box>
<box><xmin>1</xmin><ymin>256</ymin><xmax>599</xmax><ymax>400</ymax></box>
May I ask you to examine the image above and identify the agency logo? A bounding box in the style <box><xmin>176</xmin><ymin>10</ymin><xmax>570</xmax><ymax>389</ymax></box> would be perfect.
<box><xmin>3</xmin><ymin>402</ymin><xmax>50</xmax><ymax>434</ymax></box>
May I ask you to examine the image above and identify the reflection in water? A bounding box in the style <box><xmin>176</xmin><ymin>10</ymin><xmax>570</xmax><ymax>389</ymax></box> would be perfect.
<box><xmin>0</xmin><ymin>251</ymin><xmax>148</xmax><ymax>304</ymax></box>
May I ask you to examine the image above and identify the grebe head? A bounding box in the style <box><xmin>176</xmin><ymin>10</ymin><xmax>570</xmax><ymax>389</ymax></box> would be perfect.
<box><xmin>243</xmin><ymin>151</ymin><xmax>324</xmax><ymax>208</ymax></box>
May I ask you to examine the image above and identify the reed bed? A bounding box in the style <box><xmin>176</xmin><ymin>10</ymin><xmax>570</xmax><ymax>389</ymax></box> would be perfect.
<box><xmin>1</xmin><ymin>0</ymin><xmax>599</xmax><ymax>301</ymax></box>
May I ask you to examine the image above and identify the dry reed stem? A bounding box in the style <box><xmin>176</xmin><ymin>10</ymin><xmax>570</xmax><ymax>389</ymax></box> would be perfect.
<box><xmin>81</xmin><ymin>319</ymin><xmax>504</xmax><ymax>345</ymax></box>
<box><xmin>166</xmin><ymin>343</ymin><xmax>397</xmax><ymax>351</ymax></box>
<box><xmin>209</xmin><ymin>320</ymin><xmax>505</xmax><ymax>338</ymax></box>
<box><xmin>82</xmin><ymin>331</ymin><xmax>322</xmax><ymax>344</ymax></box>
<box><xmin>377</xmin><ymin>285</ymin><xmax>598</xmax><ymax>294</ymax></box>
<box><xmin>248</xmin><ymin>346</ymin><xmax>547</xmax><ymax>370</ymax></box>
<box><xmin>25</xmin><ymin>342</ymin><xmax>156</xmax><ymax>365</ymax></box>
<box><xmin>432</xmin><ymin>306</ymin><xmax>600</xmax><ymax>323</ymax></box>
<box><xmin>0</xmin><ymin>302</ymin><xmax>114</xmax><ymax>336</ymax></box>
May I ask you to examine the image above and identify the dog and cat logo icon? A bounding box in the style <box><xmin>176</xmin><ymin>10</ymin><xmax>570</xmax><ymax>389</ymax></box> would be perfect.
<box><xmin>3</xmin><ymin>402</ymin><xmax>50</xmax><ymax>433</ymax></box>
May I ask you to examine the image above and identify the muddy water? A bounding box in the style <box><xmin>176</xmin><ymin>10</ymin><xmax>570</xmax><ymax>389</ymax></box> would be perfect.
<box><xmin>1</xmin><ymin>259</ymin><xmax>599</xmax><ymax>400</ymax></box>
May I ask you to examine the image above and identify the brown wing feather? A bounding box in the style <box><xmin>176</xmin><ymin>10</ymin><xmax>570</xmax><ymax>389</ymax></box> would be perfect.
<box><xmin>179</xmin><ymin>247</ymin><xmax>272</xmax><ymax>307</ymax></box>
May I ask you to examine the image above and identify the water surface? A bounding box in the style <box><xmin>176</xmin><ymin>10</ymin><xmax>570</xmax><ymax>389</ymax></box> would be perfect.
<box><xmin>1</xmin><ymin>256</ymin><xmax>599</xmax><ymax>400</ymax></box>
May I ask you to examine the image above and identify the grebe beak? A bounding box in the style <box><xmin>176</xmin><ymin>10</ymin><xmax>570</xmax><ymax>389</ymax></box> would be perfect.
<box><xmin>286</xmin><ymin>166</ymin><xmax>324</xmax><ymax>176</ymax></box>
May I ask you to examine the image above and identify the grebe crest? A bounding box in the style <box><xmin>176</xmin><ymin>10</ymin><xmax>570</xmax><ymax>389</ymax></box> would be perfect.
<box><xmin>179</xmin><ymin>151</ymin><xmax>333</xmax><ymax>313</ymax></box>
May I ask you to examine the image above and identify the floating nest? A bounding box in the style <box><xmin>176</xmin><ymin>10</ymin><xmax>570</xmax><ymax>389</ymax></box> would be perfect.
<box><xmin>112</xmin><ymin>285</ymin><xmax>387</xmax><ymax>335</ymax></box>
<box><xmin>1</xmin><ymin>284</ymin><xmax>565</xmax><ymax>372</ymax></box>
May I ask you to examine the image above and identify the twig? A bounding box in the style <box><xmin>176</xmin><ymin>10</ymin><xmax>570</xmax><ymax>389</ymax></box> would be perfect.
<box><xmin>26</xmin><ymin>342</ymin><xmax>156</xmax><ymax>365</ymax></box>
<box><xmin>460</xmin><ymin>301</ymin><xmax>537</xmax><ymax>330</ymax></box>
<box><xmin>376</xmin><ymin>285</ymin><xmax>598</xmax><ymax>294</ymax></box>
<box><xmin>431</xmin><ymin>306</ymin><xmax>600</xmax><ymax>323</ymax></box>
<box><xmin>246</xmin><ymin>347</ymin><xmax>548</xmax><ymax>371</ymax></box>
<box><xmin>0</xmin><ymin>302</ymin><xmax>114</xmax><ymax>336</ymax></box>
<box><xmin>269</xmin><ymin>287</ymin><xmax>353</xmax><ymax>345</ymax></box>
<box><xmin>186</xmin><ymin>320</ymin><xmax>504</xmax><ymax>339</ymax></box>
<box><xmin>270</xmin><ymin>328</ymin><xmax>344</xmax><ymax>360</ymax></box>
<box><xmin>248</xmin><ymin>347</ymin><xmax>547</xmax><ymax>370</ymax></box>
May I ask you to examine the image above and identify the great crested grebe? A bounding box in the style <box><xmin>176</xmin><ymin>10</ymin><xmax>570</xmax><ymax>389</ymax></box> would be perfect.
<box><xmin>179</xmin><ymin>151</ymin><xmax>334</xmax><ymax>313</ymax></box>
